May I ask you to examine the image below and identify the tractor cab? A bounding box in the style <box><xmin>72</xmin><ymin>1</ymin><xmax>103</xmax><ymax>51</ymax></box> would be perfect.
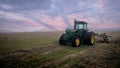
<box><xmin>74</xmin><ymin>20</ymin><xmax>87</xmax><ymax>30</ymax></box>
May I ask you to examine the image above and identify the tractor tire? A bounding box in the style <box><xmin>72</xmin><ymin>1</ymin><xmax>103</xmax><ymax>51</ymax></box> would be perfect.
<box><xmin>87</xmin><ymin>32</ymin><xmax>95</xmax><ymax>45</ymax></box>
<box><xmin>59</xmin><ymin>34</ymin><xmax>67</xmax><ymax>45</ymax></box>
<box><xmin>72</xmin><ymin>36</ymin><xmax>80</xmax><ymax>47</ymax></box>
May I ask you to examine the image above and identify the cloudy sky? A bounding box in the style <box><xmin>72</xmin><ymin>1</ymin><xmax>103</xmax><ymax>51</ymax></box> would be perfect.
<box><xmin>0</xmin><ymin>0</ymin><xmax>120</xmax><ymax>32</ymax></box>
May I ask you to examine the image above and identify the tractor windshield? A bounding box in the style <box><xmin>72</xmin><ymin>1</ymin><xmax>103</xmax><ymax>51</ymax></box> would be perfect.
<box><xmin>74</xmin><ymin>20</ymin><xmax>87</xmax><ymax>30</ymax></box>
<box><xmin>75</xmin><ymin>24</ymin><xmax>84</xmax><ymax>29</ymax></box>
<box><xmin>75</xmin><ymin>24</ymin><xmax>87</xmax><ymax>30</ymax></box>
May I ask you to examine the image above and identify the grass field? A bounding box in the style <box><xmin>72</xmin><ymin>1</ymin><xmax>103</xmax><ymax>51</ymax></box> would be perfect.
<box><xmin>0</xmin><ymin>31</ymin><xmax>120</xmax><ymax>68</ymax></box>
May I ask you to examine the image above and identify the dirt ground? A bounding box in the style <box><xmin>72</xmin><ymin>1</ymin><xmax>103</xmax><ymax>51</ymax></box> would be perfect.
<box><xmin>0</xmin><ymin>31</ymin><xmax>120</xmax><ymax>68</ymax></box>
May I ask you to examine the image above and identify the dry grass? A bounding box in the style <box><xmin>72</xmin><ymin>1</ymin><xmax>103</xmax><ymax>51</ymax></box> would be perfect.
<box><xmin>0</xmin><ymin>31</ymin><xmax>120</xmax><ymax>68</ymax></box>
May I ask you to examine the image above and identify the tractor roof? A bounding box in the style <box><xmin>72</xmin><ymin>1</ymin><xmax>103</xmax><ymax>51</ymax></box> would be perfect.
<box><xmin>75</xmin><ymin>20</ymin><xmax>87</xmax><ymax>24</ymax></box>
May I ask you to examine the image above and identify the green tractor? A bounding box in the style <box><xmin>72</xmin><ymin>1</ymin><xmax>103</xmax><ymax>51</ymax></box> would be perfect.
<box><xmin>59</xmin><ymin>20</ymin><xmax>95</xmax><ymax>47</ymax></box>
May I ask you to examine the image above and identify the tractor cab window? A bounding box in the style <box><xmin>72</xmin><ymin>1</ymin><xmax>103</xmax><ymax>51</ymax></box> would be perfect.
<box><xmin>84</xmin><ymin>24</ymin><xmax>87</xmax><ymax>29</ymax></box>
<box><xmin>75</xmin><ymin>24</ymin><xmax>84</xmax><ymax>29</ymax></box>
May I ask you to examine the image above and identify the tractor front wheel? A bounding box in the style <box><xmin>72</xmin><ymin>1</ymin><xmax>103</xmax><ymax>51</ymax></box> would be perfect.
<box><xmin>59</xmin><ymin>34</ymin><xmax>67</xmax><ymax>45</ymax></box>
<box><xmin>72</xmin><ymin>36</ymin><xmax>80</xmax><ymax>47</ymax></box>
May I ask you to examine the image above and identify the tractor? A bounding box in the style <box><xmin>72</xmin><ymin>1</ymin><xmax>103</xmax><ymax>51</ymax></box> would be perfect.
<box><xmin>59</xmin><ymin>20</ymin><xmax>95</xmax><ymax>47</ymax></box>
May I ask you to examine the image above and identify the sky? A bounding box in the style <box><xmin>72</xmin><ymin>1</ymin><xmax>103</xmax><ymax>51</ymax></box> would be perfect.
<box><xmin>0</xmin><ymin>0</ymin><xmax>120</xmax><ymax>33</ymax></box>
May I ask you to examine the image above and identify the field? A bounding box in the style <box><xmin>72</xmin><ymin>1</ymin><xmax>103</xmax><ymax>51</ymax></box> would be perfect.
<box><xmin>0</xmin><ymin>31</ymin><xmax>120</xmax><ymax>68</ymax></box>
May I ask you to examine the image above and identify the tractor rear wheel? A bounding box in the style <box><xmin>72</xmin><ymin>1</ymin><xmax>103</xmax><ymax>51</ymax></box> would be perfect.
<box><xmin>59</xmin><ymin>34</ymin><xmax>67</xmax><ymax>45</ymax></box>
<box><xmin>72</xmin><ymin>36</ymin><xmax>80</xmax><ymax>47</ymax></box>
<box><xmin>87</xmin><ymin>32</ymin><xmax>95</xmax><ymax>45</ymax></box>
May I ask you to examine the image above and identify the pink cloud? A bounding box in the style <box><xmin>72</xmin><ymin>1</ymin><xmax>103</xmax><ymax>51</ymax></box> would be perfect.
<box><xmin>39</xmin><ymin>15</ymin><xmax>67</xmax><ymax>30</ymax></box>
<box><xmin>95</xmin><ymin>21</ymin><xmax>120</xmax><ymax>29</ymax></box>
<box><xmin>0</xmin><ymin>11</ymin><xmax>50</xmax><ymax>31</ymax></box>
<box><xmin>67</xmin><ymin>13</ymin><xmax>120</xmax><ymax>30</ymax></box>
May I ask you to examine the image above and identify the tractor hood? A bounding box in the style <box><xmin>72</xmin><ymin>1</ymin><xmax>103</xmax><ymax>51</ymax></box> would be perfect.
<box><xmin>66</xmin><ymin>29</ymin><xmax>84</xmax><ymax>34</ymax></box>
<box><xmin>66</xmin><ymin>29</ymin><xmax>76</xmax><ymax>32</ymax></box>
<box><xmin>64</xmin><ymin>29</ymin><xmax>75</xmax><ymax>40</ymax></box>
<box><xmin>65</xmin><ymin>29</ymin><xmax>85</xmax><ymax>38</ymax></box>
<box><xmin>64</xmin><ymin>29</ymin><xmax>84</xmax><ymax>41</ymax></box>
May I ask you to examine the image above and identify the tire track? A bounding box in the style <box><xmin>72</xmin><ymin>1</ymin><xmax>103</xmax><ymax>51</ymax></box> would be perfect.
<box><xmin>40</xmin><ymin>42</ymin><xmax>120</xmax><ymax>68</ymax></box>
